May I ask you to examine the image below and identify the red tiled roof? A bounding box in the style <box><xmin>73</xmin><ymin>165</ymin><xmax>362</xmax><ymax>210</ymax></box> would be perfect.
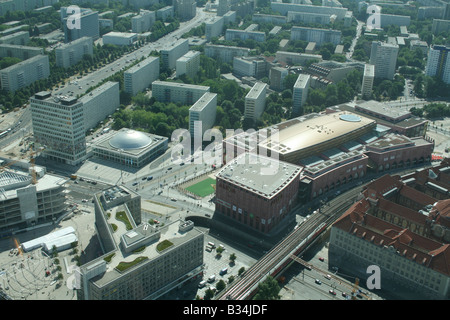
<box><xmin>334</xmin><ymin>204</ymin><xmax>450</xmax><ymax>276</ymax></box>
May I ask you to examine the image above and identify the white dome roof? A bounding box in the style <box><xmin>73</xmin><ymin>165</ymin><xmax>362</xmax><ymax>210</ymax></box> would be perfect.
<box><xmin>109</xmin><ymin>130</ymin><xmax>152</xmax><ymax>150</ymax></box>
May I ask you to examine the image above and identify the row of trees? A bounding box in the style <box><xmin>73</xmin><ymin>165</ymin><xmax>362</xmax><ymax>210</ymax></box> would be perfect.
<box><xmin>411</xmin><ymin>103</ymin><xmax>450</xmax><ymax>119</ymax></box>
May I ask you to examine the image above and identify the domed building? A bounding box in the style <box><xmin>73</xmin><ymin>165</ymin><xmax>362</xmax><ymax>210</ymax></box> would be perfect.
<box><xmin>92</xmin><ymin>128</ymin><xmax>168</xmax><ymax>168</ymax></box>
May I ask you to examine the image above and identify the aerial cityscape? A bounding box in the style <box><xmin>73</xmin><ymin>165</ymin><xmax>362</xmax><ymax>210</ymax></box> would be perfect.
<box><xmin>0</xmin><ymin>0</ymin><xmax>448</xmax><ymax>305</ymax></box>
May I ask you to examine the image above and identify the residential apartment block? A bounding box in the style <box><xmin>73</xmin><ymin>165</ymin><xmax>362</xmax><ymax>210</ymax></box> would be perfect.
<box><xmin>291</xmin><ymin>27</ymin><xmax>342</xmax><ymax>46</ymax></box>
<box><xmin>244</xmin><ymin>81</ymin><xmax>267</xmax><ymax>121</ymax></box>
<box><xmin>369</xmin><ymin>41</ymin><xmax>399</xmax><ymax>80</ymax></box>
<box><xmin>361</xmin><ymin>63</ymin><xmax>375</xmax><ymax>99</ymax></box>
<box><xmin>176</xmin><ymin>50</ymin><xmax>200</xmax><ymax>79</ymax></box>
<box><xmin>0</xmin><ymin>44</ymin><xmax>43</xmax><ymax>60</ymax></box>
<box><xmin>205</xmin><ymin>44</ymin><xmax>250</xmax><ymax>63</ymax></box>
<box><xmin>124</xmin><ymin>56</ymin><xmax>159</xmax><ymax>96</ymax></box>
<box><xmin>55</xmin><ymin>37</ymin><xmax>93</xmax><ymax>69</ymax></box>
<box><xmin>225</xmin><ymin>29</ymin><xmax>266</xmax><ymax>43</ymax></box>
<box><xmin>292</xmin><ymin>74</ymin><xmax>311</xmax><ymax>116</ymax></box>
<box><xmin>131</xmin><ymin>9</ymin><xmax>156</xmax><ymax>33</ymax></box>
<box><xmin>151</xmin><ymin>81</ymin><xmax>210</xmax><ymax>105</ymax></box>
<box><xmin>0</xmin><ymin>54</ymin><xmax>49</xmax><ymax>92</ymax></box>
<box><xmin>80</xmin><ymin>81</ymin><xmax>120</xmax><ymax>131</ymax></box>
<box><xmin>161</xmin><ymin>39</ymin><xmax>189</xmax><ymax>70</ymax></box>
<box><xmin>189</xmin><ymin>92</ymin><xmax>218</xmax><ymax>139</ymax></box>
<box><xmin>425</xmin><ymin>45</ymin><xmax>450</xmax><ymax>84</ymax></box>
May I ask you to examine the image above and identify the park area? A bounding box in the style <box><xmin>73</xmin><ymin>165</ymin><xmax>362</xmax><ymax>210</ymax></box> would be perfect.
<box><xmin>184</xmin><ymin>177</ymin><xmax>216</xmax><ymax>198</ymax></box>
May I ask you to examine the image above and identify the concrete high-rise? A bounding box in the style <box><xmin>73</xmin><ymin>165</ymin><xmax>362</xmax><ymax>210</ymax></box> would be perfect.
<box><xmin>369</xmin><ymin>41</ymin><xmax>399</xmax><ymax>80</ymax></box>
<box><xmin>292</xmin><ymin>74</ymin><xmax>310</xmax><ymax>116</ymax></box>
<box><xmin>361</xmin><ymin>63</ymin><xmax>375</xmax><ymax>99</ymax></box>
<box><xmin>124</xmin><ymin>56</ymin><xmax>159</xmax><ymax>96</ymax></box>
<box><xmin>161</xmin><ymin>39</ymin><xmax>189</xmax><ymax>70</ymax></box>
<box><xmin>62</xmin><ymin>9</ymin><xmax>99</xmax><ymax>43</ymax></box>
<box><xmin>55</xmin><ymin>37</ymin><xmax>93</xmax><ymax>69</ymax></box>
<box><xmin>176</xmin><ymin>50</ymin><xmax>200</xmax><ymax>79</ymax></box>
<box><xmin>244</xmin><ymin>82</ymin><xmax>267</xmax><ymax>121</ymax></box>
<box><xmin>0</xmin><ymin>54</ymin><xmax>49</xmax><ymax>92</ymax></box>
<box><xmin>425</xmin><ymin>45</ymin><xmax>450</xmax><ymax>84</ymax></box>
<box><xmin>189</xmin><ymin>92</ymin><xmax>217</xmax><ymax>139</ymax></box>
<box><xmin>30</xmin><ymin>92</ymin><xmax>86</xmax><ymax>165</ymax></box>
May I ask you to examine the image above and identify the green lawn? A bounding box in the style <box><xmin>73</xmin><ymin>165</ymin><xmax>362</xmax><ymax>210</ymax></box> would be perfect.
<box><xmin>185</xmin><ymin>177</ymin><xmax>216</xmax><ymax>197</ymax></box>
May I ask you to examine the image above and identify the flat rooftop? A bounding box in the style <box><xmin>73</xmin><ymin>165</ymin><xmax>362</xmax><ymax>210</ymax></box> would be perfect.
<box><xmin>189</xmin><ymin>92</ymin><xmax>217</xmax><ymax>112</ymax></box>
<box><xmin>246</xmin><ymin>82</ymin><xmax>267</xmax><ymax>100</ymax></box>
<box><xmin>90</xmin><ymin>218</ymin><xmax>203</xmax><ymax>288</ymax></box>
<box><xmin>216</xmin><ymin>153</ymin><xmax>302</xmax><ymax>199</ymax></box>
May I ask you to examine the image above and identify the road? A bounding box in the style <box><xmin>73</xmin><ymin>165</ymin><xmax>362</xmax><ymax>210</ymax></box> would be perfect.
<box><xmin>346</xmin><ymin>19</ymin><xmax>365</xmax><ymax>60</ymax></box>
<box><xmin>54</xmin><ymin>8</ymin><xmax>214</xmax><ymax>98</ymax></box>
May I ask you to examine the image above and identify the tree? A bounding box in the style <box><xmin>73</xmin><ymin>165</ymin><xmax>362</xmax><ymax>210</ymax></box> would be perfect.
<box><xmin>216</xmin><ymin>280</ymin><xmax>226</xmax><ymax>292</ymax></box>
<box><xmin>253</xmin><ymin>276</ymin><xmax>281</xmax><ymax>300</ymax></box>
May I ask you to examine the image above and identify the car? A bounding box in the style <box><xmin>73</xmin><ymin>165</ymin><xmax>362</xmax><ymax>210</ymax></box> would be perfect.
<box><xmin>324</xmin><ymin>274</ymin><xmax>331</xmax><ymax>280</ymax></box>
<box><xmin>147</xmin><ymin>176</ymin><xmax>153</xmax><ymax>181</ymax></box>
<box><xmin>329</xmin><ymin>289</ymin><xmax>336</xmax><ymax>295</ymax></box>
<box><xmin>132</xmin><ymin>182</ymin><xmax>138</xmax><ymax>186</ymax></box>
<box><xmin>142</xmin><ymin>177</ymin><xmax>147</xmax><ymax>180</ymax></box>
<box><xmin>342</xmin><ymin>292</ymin><xmax>347</xmax><ymax>298</ymax></box>
<box><xmin>319</xmin><ymin>257</ymin><xmax>325</xmax><ymax>262</ymax></box>
<box><xmin>315</xmin><ymin>279</ymin><xmax>322</xmax><ymax>285</ymax></box>
<box><xmin>167</xmin><ymin>167</ymin><xmax>172</xmax><ymax>170</ymax></box>
<box><xmin>171</xmin><ymin>198</ymin><xmax>177</xmax><ymax>201</ymax></box>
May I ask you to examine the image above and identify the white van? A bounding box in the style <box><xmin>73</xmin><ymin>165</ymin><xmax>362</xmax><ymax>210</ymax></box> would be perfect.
<box><xmin>208</xmin><ymin>275</ymin><xmax>216</xmax><ymax>283</ymax></box>
<box><xmin>208</xmin><ymin>242</ymin><xmax>215</xmax><ymax>248</ymax></box>
<box><xmin>198</xmin><ymin>280</ymin><xmax>207</xmax><ymax>288</ymax></box>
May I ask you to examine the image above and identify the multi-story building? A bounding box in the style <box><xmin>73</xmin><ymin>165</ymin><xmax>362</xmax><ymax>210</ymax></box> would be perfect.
<box><xmin>0</xmin><ymin>163</ymin><xmax>67</xmax><ymax>235</ymax></box>
<box><xmin>156</xmin><ymin>6</ymin><xmax>174</xmax><ymax>21</ymax></box>
<box><xmin>275</xmin><ymin>51</ymin><xmax>323</xmax><ymax>66</ymax></box>
<box><xmin>161</xmin><ymin>39</ymin><xmax>189</xmax><ymax>70</ymax></box>
<box><xmin>176</xmin><ymin>50</ymin><xmax>200</xmax><ymax>79</ymax></box>
<box><xmin>361</xmin><ymin>63</ymin><xmax>375</xmax><ymax>99</ymax></box>
<box><xmin>0</xmin><ymin>0</ymin><xmax>58</xmax><ymax>15</ymax></box>
<box><xmin>252</xmin><ymin>13</ymin><xmax>287</xmax><ymax>25</ymax></box>
<box><xmin>233</xmin><ymin>56</ymin><xmax>269</xmax><ymax>79</ymax></box>
<box><xmin>189</xmin><ymin>92</ymin><xmax>218</xmax><ymax>139</ymax></box>
<box><xmin>205</xmin><ymin>16</ymin><xmax>225</xmax><ymax>41</ymax></box>
<box><xmin>269</xmin><ymin>67</ymin><xmax>289</xmax><ymax>91</ymax></box>
<box><xmin>244</xmin><ymin>82</ymin><xmax>267</xmax><ymax>121</ymax></box>
<box><xmin>124</xmin><ymin>56</ymin><xmax>159</xmax><ymax>96</ymax></box>
<box><xmin>287</xmin><ymin>11</ymin><xmax>332</xmax><ymax>25</ymax></box>
<box><xmin>380</xmin><ymin>13</ymin><xmax>411</xmax><ymax>27</ymax></box>
<box><xmin>77</xmin><ymin>186</ymin><xmax>203</xmax><ymax>300</ymax></box>
<box><xmin>151</xmin><ymin>81</ymin><xmax>210</xmax><ymax>105</ymax></box>
<box><xmin>369</xmin><ymin>41</ymin><xmax>399</xmax><ymax>80</ymax></box>
<box><xmin>425</xmin><ymin>45</ymin><xmax>450</xmax><ymax>84</ymax></box>
<box><xmin>205</xmin><ymin>44</ymin><xmax>250</xmax><ymax>63</ymax></box>
<box><xmin>225</xmin><ymin>29</ymin><xmax>266</xmax><ymax>43</ymax></box>
<box><xmin>175</xmin><ymin>0</ymin><xmax>196</xmax><ymax>21</ymax></box>
<box><xmin>432</xmin><ymin>18</ymin><xmax>450</xmax><ymax>35</ymax></box>
<box><xmin>0</xmin><ymin>31</ymin><xmax>30</xmax><ymax>45</ymax></box>
<box><xmin>410</xmin><ymin>40</ymin><xmax>428</xmax><ymax>55</ymax></box>
<box><xmin>271</xmin><ymin>2</ymin><xmax>349</xmax><ymax>20</ymax></box>
<box><xmin>55</xmin><ymin>37</ymin><xmax>93</xmax><ymax>69</ymax></box>
<box><xmin>131</xmin><ymin>9</ymin><xmax>156</xmax><ymax>33</ymax></box>
<box><xmin>291</xmin><ymin>27</ymin><xmax>341</xmax><ymax>46</ymax></box>
<box><xmin>292</xmin><ymin>74</ymin><xmax>311</xmax><ymax>116</ymax></box>
<box><xmin>102</xmin><ymin>32</ymin><xmax>137</xmax><ymax>46</ymax></box>
<box><xmin>329</xmin><ymin>163</ymin><xmax>450</xmax><ymax>299</ymax></box>
<box><xmin>215</xmin><ymin>153</ymin><xmax>302</xmax><ymax>234</ymax></box>
<box><xmin>217</xmin><ymin>0</ymin><xmax>229</xmax><ymax>16</ymax></box>
<box><xmin>30</xmin><ymin>91</ymin><xmax>86</xmax><ymax>165</ymax></box>
<box><xmin>0</xmin><ymin>44</ymin><xmax>43</xmax><ymax>60</ymax></box>
<box><xmin>62</xmin><ymin>9</ymin><xmax>99</xmax><ymax>43</ymax></box>
<box><xmin>0</xmin><ymin>54</ymin><xmax>49</xmax><ymax>92</ymax></box>
<box><xmin>80</xmin><ymin>81</ymin><xmax>120</xmax><ymax>131</ymax></box>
